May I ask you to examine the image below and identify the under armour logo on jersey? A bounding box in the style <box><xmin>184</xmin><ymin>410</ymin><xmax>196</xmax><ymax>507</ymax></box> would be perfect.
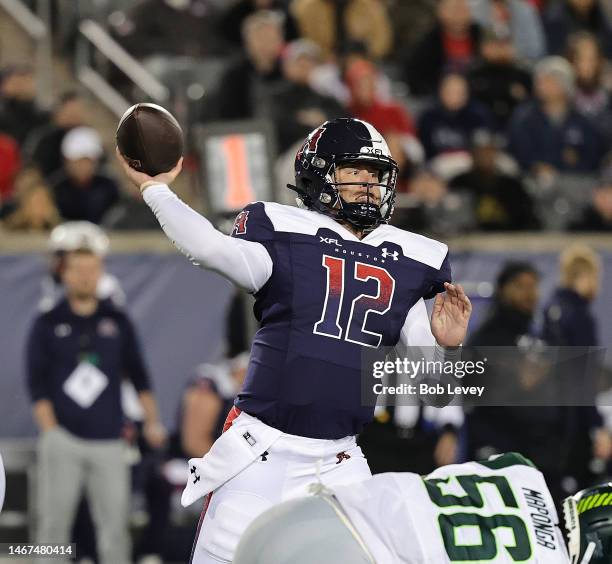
<box><xmin>190</xmin><ymin>466</ymin><xmax>201</xmax><ymax>484</ymax></box>
<box><xmin>243</xmin><ymin>432</ymin><xmax>256</xmax><ymax>446</ymax></box>
<box><xmin>336</xmin><ymin>451</ymin><xmax>351</xmax><ymax>464</ymax></box>
<box><xmin>260</xmin><ymin>451</ymin><xmax>269</xmax><ymax>462</ymax></box>
<box><xmin>381</xmin><ymin>248</ymin><xmax>399</xmax><ymax>261</ymax></box>
<box><xmin>233</xmin><ymin>210</ymin><xmax>249</xmax><ymax>235</ymax></box>
<box><xmin>320</xmin><ymin>236</ymin><xmax>342</xmax><ymax>247</ymax></box>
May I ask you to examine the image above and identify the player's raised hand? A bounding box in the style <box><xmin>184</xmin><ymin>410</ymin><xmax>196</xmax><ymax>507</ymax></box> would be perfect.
<box><xmin>116</xmin><ymin>147</ymin><xmax>183</xmax><ymax>192</ymax></box>
<box><xmin>430</xmin><ymin>282</ymin><xmax>472</xmax><ymax>347</ymax></box>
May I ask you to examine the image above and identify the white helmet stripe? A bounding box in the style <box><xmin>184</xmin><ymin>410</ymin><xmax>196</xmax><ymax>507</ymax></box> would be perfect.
<box><xmin>354</xmin><ymin>119</ymin><xmax>391</xmax><ymax>157</ymax></box>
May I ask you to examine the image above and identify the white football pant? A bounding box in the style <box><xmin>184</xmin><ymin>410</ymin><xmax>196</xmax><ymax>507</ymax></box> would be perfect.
<box><xmin>188</xmin><ymin>410</ymin><xmax>372</xmax><ymax>564</ymax></box>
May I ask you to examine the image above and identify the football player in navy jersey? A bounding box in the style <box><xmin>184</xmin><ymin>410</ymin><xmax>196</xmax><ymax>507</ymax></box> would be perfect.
<box><xmin>117</xmin><ymin>117</ymin><xmax>472</xmax><ymax>564</ymax></box>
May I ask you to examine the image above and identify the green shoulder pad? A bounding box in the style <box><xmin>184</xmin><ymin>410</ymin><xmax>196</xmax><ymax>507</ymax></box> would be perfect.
<box><xmin>477</xmin><ymin>452</ymin><xmax>537</xmax><ymax>471</ymax></box>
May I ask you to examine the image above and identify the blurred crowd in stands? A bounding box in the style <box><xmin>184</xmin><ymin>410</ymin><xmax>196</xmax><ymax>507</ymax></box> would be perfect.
<box><xmin>2</xmin><ymin>0</ymin><xmax>612</xmax><ymax>234</ymax></box>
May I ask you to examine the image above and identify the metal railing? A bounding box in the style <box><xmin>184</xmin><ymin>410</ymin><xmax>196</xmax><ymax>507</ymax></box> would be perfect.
<box><xmin>0</xmin><ymin>0</ymin><xmax>164</xmax><ymax>115</ymax></box>
<box><xmin>0</xmin><ymin>0</ymin><xmax>53</xmax><ymax>108</ymax></box>
<box><xmin>75</xmin><ymin>19</ymin><xmax>170</xmax><ymax>118</ymax></box>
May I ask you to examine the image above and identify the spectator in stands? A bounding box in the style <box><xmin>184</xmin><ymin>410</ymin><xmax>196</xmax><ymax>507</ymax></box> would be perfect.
<box><xmin>467</xmin><ymin>27</ymin><xmax>532</xmax><ymax>131</ymax></box>
<box><xmin>449</xmin><ymin>130</ymin><xmax>539</xmax><ymax>230</ymax></box>
<box><xmin>508</xmin><ymin>56</ymin><xmax>604</xmax><ymax>175</ymax></box>
<box><xmin>216</xmin><ymin>10</ymin><xmax>284</xmax><ymax>120</ymax></box>
<box><xmin>571</xmin><ymin>167</ymin><xmax>612</xmax><ymax>230</ymax></box>
<box><xmin>0</xmin><ymin>170</ymin><xmax>59</xmax><ymax>232</ymax></box>
<box><xmin>543</xmin><ymin>244</ymin><xmax>601</xmax><ymax>346</ymax></box>
<box><xmin>405</xmin><ymin>0</ymin><xmax>482</xmax><ymax>97</ymax></box>
<box><xmin>418</xmin><ymin>72</ymin><xmax>492</xmax><ymax>161</ymax></box>
<box><xmin>25</xmin><ymin>91</ymin><xmax>86</xmax><ymax>180</ymax></box>
<box><xmin>291</xmin><ymin>0</ymin><xmax>392</xmax><ymax>60</ymax></box>
<box><xmin>467</xmin><ymin>260</ymin><xmax>540</xmax><ymax>358</ymax></box>
<box><xmin>26</xmin><ymin>248</ymin><xmax>166</xmax><ymax>564</ymax></box>
<box><xmin>529</xmin><ymin>0</ymin><xmax>547</xmax><ymax>12</ymax></box>
<box><xmin>470</xmin><ymin>0</ymin><xmax>546</xmax><ymax>61</ymax></box>
<box><xmin>389</xmin><ymin>0</ymin><xmax>437</xmax><ymax>58</ymax></box>
<box><xmin>567</xmin><ymin>32</ymin><xmax>612</xmax><ymax>152</ymax></box>
<box><xmin>541</xmin><ymin>245</ymin><xmax>611</xmax><ymax>493</ymax></box>
<box><xmin>345</xmin><ymin>59</ymin><xmax>417</xmax><ymax>138</ymax></box>
<box><xmin>220</xmin><ymin>0</ymin><xmax>299</xmax><ymax>48</ymax></box>
<box><xmin>307</xmin><ymin>41</ymin><xmax>393</xmax><ymax>107</ymax></box>
<box><xmin>0</xmin><ymin>65</ymin><xmax>49</xmax><ymax>145</ymax></box>
<box><xmin>383</xmin><ymin>130</ymin><xmax>425</xmax><ymax>194</ymax></box>
<box><xmin>544</xmin><ymin>0</ymin><xmax>612</xmax><ymax>57</ymax></box>
<box><xmin>0</xmin><ymin>132</ymin><xmax>20</xmax><ymax>203</ymax></box>
<box><xmin>115</xmin><ymin>0</ymin><xmax>220</xmax><ymax>59</ymax></box>
<box><xmin>50</xmin><ymin>127</ymin><xmax>120</xmax><ymax>224</ymax></box>
<box><xmin>271</xmin><ymin>39</ymin><xmax>346</xmax><ymax>152</ymax></box>
<box><xmin>392</xmin><ymin>168</ymin><xmax>473</xmax><ymax>235</ymax></box>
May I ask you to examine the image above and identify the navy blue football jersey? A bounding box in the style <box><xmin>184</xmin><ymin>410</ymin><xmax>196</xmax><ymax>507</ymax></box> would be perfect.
<box><xmin>230</xmin><ymin>202</ymin><xmax>451</xmax><ymax>439</ymax></box>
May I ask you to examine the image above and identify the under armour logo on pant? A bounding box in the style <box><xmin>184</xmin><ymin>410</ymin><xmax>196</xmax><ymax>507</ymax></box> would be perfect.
<box><xmin>191</xmin><ymin>465</ymin><xmax>201</xmax><ymax>484</ymax></box>
<box><xmin>336</xmin><ymin>451</ymin><xmax>351</xmax><ymax>464</ymax></box>
<box><xmin>260</xmin><ymin>451</ymin><xmax>269</xmax><ymax>462</ymax></box>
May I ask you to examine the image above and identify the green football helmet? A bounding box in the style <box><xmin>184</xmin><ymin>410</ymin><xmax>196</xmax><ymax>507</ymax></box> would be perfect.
<box><xmin>564</xmin><ymin>483</ymin><xmax>612</xmax><ymax>563</ymax></box>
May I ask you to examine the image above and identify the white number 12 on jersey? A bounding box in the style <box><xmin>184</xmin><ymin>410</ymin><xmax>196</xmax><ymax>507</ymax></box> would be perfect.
<box><xmin>314</xmin><ymin>255</ymin><xmax>395</xmax><ymax>348</ymax></box>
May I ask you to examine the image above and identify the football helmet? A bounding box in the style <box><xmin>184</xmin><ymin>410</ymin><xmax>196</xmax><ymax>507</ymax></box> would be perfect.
<box><xmin>564</xmin><ymin>482</ymin><xmax>612</xmax><ymax>563</ymax></box>
<box><xmin>288</xmin><ymin>118</ymin><xmax>398</xmax><ymax>231</ymax></box>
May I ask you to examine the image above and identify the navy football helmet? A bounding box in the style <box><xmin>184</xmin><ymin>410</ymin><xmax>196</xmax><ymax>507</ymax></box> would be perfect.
<box><xmin>564</xmin><ymin>483</ymin><xmax>612</xmax><ymax>563</ymax></box>
<box><xmin>288</xmin><ymin>118</ymin><xmax>399</xmax><ymax>231</ymax></box>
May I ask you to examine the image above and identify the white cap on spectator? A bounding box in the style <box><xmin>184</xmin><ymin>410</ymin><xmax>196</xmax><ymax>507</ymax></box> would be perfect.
<box><xmin>61</xmin><ymin>126</ymin><xmax>104</xmax><ymax>161</ymax></box>
<box><xmin>49</xmin><ymin>221</ymin><xmax>110</xmax><ymax>255</ymax></box>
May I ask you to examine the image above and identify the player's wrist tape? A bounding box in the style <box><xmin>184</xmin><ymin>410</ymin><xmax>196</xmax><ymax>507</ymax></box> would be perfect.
<box><xmin>139</xmin><ymin>180</ymin><xmax>160</xmax><ymax>193</ymax></box>
<box><xmin>434</xmin><ymin>342</ymin><xmax>462</xmax><ymax>363</ymax></box>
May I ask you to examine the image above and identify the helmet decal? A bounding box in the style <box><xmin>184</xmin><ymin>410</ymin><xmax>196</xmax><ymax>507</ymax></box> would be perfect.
<box><xmin>307</xmin><ymin>126</ymin><xmax>326</xmax><ymax>152</ymax></box>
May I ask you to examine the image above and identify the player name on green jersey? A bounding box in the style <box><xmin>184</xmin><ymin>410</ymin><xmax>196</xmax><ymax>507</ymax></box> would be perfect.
<box><xmin>333</xmin><ymin>452</ymin><xmax>569</xmax><ymax>563</ymax></box>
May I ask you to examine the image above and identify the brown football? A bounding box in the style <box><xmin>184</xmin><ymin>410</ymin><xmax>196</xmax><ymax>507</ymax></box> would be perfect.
<box><xmin>116</xmin><ymin>103</ymin><xmax>183</xmax><ymax>176</ymax></box>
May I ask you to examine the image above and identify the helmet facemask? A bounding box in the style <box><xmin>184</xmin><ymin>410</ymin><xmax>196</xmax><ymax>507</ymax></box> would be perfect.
<box><xmin>328</xmin><ymin>156</ymin><xmax>397</xmax><ymax>231</ymax></box>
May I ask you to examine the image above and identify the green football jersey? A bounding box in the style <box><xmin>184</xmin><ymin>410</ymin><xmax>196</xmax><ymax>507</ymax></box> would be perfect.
<box><xmin>333</xmin><ymin>453</ymin><xmax>569</xmax><ymax>563</ymax></box>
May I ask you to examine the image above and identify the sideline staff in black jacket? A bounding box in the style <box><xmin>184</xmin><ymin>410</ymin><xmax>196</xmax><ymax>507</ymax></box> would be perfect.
<box><xmin>26</xmin><ymin>248</ymin><xmax>165</xmax><ymax>564</ymax></box>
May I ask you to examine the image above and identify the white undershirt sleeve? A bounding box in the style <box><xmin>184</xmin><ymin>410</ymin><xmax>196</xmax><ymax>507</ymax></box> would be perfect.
<box><xmin>143</xmin><ymin>184</ymin><xmax>273</xmax><ymax>293</ymax></box>
<box><xmin>397</xmin><ymin>299</ymin><xmax>464</xmax><ymax>427</ymax></box>
<box><xmin>399</xmin><ymin>299</ymin><xmax>435</xmax><ymax>347</ymax></box>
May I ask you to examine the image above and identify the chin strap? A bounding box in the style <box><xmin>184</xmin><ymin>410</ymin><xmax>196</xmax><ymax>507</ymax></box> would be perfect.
<box><xmin>563</xmin><ymin>496</ymin><xmax>582</xmax><ymax>564</ymax></box>
<box><xmin>287</xmin><ymin>183</ymin><xmax>382</xmax><ymax>230</ymax></box>
<box><xmin>580</xmin><ymin>543</ymin><xmax>596</xmax><ymax>564</ymax></box>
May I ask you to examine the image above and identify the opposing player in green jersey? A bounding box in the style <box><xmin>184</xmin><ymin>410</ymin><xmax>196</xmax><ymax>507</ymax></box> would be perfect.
<box><xmin>234</xmin><ymin>452</ymin><xmax>612</xmax><ymax>563</ymax></box>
